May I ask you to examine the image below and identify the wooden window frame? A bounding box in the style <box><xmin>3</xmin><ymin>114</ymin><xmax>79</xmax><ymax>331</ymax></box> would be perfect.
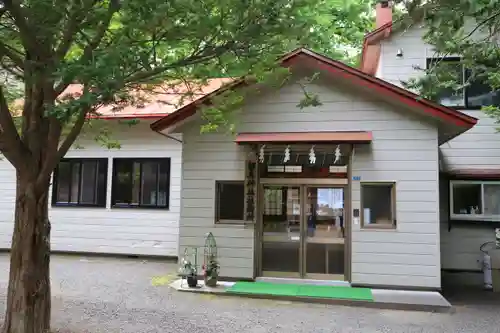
<box><xmin>360</xmin><ymin>182</ymin><xmax>396</xmax><ymax>230</ymax></box>
<box><xmin>51</xmin><ymin>158</ymin><xmax>108</xmax><ymax>208</ymax></box>
<box><xmin>450</xmin><ymin>180</ymin><xmax>500</xmax><ymax>222</ymax></box>
<box><xmin>111</xmin><ymin>158</ymin><xmax>171</xmax><ymax>209</ymax></box>
<box><xmin>215</xmin><ymin>180</ymin><xmax>245</xmax><ymax>224</ymax></box>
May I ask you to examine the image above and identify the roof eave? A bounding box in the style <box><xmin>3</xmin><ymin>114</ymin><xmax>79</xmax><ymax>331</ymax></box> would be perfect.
<box><xmin>150</xmin><ymin>48</ymin><xmax>477</xmax><ymax>135</ymax></box>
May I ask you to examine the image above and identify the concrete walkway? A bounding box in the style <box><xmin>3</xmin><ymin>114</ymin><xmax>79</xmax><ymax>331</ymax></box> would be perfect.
<box><xmin>170</xmin><ymin>278</ymin><xmax>452</xmax><ymax>312</ymax></box>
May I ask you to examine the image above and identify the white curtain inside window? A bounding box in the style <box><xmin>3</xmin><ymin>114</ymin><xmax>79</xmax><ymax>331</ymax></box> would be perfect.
<box><xmin>264</xmin><ymin>188</ymin><xmax>283</xmax><ymax>215</ymax></box>
<box><xmin>484</xmin><ymin>184</ymin><xmax>500</xmax><ymax>216</ymax></box>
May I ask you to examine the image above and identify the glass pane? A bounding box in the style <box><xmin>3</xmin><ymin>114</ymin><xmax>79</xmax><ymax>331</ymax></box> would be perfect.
<box><xmin>264</xmin><ymin>188</ymin><xmax>283</xmax><ymax>215</ymax></box>
<box><xmin>140</xmin><ymin>162</ymin><xmax>158</xmax><ymax>206</ymax></box>
<box><xmin>113</xmin><ymin>160</ymin><xmax>133</xmax><ymax>205</ymax></box>
<box><xmin>262</xmin><ymin>186</ymin><xmax>300</xmax><ymax>274</ymax></box>
<box><xmin>484</xmin><ymin>184</ymin><xmax>500</xmax><ymax>216</ymax></box>
<box><xmin>306</xmin><ymin>187</ymin><xmax>345</xmax><ymax>276</ymax></box>
<box><xmin>436</xmin><ymin>61</ymin><xmax>465</xmax><ymax>107</ymax></box>
<box><xmin>70</xmin><ymin>162</ymin><xmax>80</xmax><ymax>204</ymax></box>
<box><xmin>157</xmin><ymin>162</ymin><xmax>169</xmax><ymax>207</ymax></box>
<box><xmin>466</xmin><ymin>70</ymin><xmax>500</xmax><ymax>108</ymax></box>
<box><xmin>218</xmin><ymin>182</ymin><xmax>244</xmax><ymax>220</ymax></box>
<box><xmin>79</xmin><ymin>161</ymin><xmax>98</xmax><ymax>204</ymax></box>
<box><xmin>96</xmin><ymin>160</ymin><xmax>108</xmax><ymax>206</ymax></box>
<box><xmin>56</xmin><ymin>161</ymin><xmax>71</xmax><ymax>203</ymax></box>
<box><xmin>452</xmin><ymin>183</ymin><xmax>482</xmax><ymax>215</ymax></box>
<box><xmin>362</xmin><ymin>184</ymin><xmax>394</xmax><ymax>226</ymax></box>
<box><xmin>131</xmin><ymin>162</ymin><xmax>141</xmax><ymax>205</ymax></box>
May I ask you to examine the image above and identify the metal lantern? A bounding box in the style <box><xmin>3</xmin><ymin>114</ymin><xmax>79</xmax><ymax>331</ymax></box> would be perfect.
<box><xmin>203</xmin><ymin>232</ymin><xmax>219</xmax><ymax>287</ymax></box>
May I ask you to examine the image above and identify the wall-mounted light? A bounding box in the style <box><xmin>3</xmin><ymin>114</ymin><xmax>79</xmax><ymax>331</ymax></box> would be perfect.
<box><xmin>396</xmin><ymin>48</ymin><xmax>403</xmax><ymax>58</ymax></box>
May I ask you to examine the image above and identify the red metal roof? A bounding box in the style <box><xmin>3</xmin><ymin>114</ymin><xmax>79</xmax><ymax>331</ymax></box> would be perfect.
<box><xmin>235</xmin><ymin>131</ymin><xmax>373</xmax><ymax>144</ymax></box>
<box><xmin>150</xmin><ymin>48</ymin><xmax>477</xmax><ymax>132</ymax></box>
<box><xmin>93</xmin><ymin>79</ymin><xmax>231</xmax><ymax>119</ymax></box>
<box><xmin>12</xmin><ymin>79</ymin><xmax>231</xmax><ymax>120</ymax></box>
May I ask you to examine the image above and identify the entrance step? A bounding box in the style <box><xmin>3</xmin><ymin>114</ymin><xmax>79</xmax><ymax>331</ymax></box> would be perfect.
<box><xmin>256</xmin><ymin>276</ymin><xmax>350</xmax><ymax>287</ymax></box>
<box><xmin>169</xmin><ymin>279</ymin><xmax>452</xmax><ymax>313</ymax></box>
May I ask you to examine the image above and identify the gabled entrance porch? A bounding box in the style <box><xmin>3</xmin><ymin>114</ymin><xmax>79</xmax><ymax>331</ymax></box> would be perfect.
<box><xmin>236</xmin><ymin>132</ymin><xmax>369</xmax><ymax>283</ymax></box>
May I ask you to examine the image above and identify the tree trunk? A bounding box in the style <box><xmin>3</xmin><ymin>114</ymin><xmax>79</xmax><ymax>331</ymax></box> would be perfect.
<box><xmin>2</xmin><ymin>171</ymin><xmax>51</xmax><ymax>333</ymax></box>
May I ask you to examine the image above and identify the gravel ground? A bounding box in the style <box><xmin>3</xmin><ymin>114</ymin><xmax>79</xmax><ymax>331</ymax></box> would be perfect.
<box><xmin>1</xmin><ymin>254</ymin><xmax>500</xmax><ymax>333</ymax></box>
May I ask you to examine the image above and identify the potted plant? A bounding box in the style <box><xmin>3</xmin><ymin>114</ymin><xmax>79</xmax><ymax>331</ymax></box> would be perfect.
<box><xmin>179</xmin><ymin>258</ymin><xmax>198</xmax><ymax>288</ymax></box>
<box><xmin>203</xmin><ymin>256</ymin><xmax>219</xmax><ymax>287</ymax></box>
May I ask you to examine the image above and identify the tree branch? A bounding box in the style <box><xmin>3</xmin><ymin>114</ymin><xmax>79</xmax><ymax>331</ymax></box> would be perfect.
<box><xmin>424</xmin><ymin>7</ymin><xmax>500</xmax><ymax>75</ymax></box>
<box><xmin>54</xmin><ymin>0</ymin><xmax>121</xmax><ymax>96</ymax></box>
<box><xmin>82</xmin><ymin>0</ymin><xmax>121</xmax><ymax>57</ymax></box>
<box><xmin>0</xmin><ymin>41</ymin><xmax>24</xmax><ymax>68</ymax></box>
<box><xmin>35</xmin><ymin>107</ymin><xmax>89</xmax><ymax>190</ymax></box>
<box><xmin>461</xmin><ymin>9</ymin><xmax>500</xmax><ymax>42</ymax></box>
<box><xmin>2</xmin><ymin>0</ymin><xmax>37</xmax><ymax>54</ymax></box>
<box><xmin>0</xmin><ymin>85</ymin><xmax>28</xmax><ymax>169</ymax></box>
<box><xmin>125</xmin><ymin>42</ymin><xmax>236</xmax><ymax>84</ymax></box>
<box><xmin>0</xmin><ymin>62</ymin><xmax>24</xmax><ymax>80</ymax></box>
<box><xmin>56</xmin><ymin>110</ymin><xmax>88</xmax><ymax>160</ymax></box>
<box><xmin>55</xmin><ymin>0</ymin><xmax>98</xmax><ymax>60</ymax></box>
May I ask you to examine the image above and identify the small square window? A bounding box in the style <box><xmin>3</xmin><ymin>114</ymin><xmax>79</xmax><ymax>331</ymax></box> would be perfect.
<box><xmin>215</xmin><ymin>181</ymin><xmax>245</xmax><ymax>222</ymax></box>
<box><xmin>361</xmin><ymin>183</ymin><xmax>396</xmax><ymax>229</ymax></box>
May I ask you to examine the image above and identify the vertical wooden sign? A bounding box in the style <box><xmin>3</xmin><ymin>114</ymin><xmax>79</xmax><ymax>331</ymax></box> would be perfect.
<box><xmin>245</xmin><ymin>160</ymin><xmax>256</xmax><ymax>221</ymax></box>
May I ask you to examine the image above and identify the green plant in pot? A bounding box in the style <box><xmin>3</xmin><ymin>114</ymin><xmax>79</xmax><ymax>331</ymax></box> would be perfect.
<box><xmin>179</xmin><ymin>258</ymin><xmax>198</xmax><ymax>288</ymax></box>
<box><xmin>203</xmin><ymin>256</ymin><xmax>219</xmax><ymax>287</ymax></box>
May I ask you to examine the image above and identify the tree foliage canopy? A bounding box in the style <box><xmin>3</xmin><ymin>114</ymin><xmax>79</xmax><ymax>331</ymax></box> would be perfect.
<box><xmin>0</xmin><ymin>0</ymin><xmax>302</xmax><ymax>179</ymax></box>
<box><xmin>0</xmin><ymin>0</ymin><xmax>374</xmax><ymax>170</ymax></box>
<box><xmin>397</xmin><ymin>0</ymin><xmax>500</xmax><ymax>123</ymax></box>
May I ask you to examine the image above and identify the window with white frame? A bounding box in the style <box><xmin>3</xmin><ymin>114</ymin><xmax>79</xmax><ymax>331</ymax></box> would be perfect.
<box><xmin>450</xmin><ymin>181</ymin><xmax>500</xmax><ymax>220</ymax></box>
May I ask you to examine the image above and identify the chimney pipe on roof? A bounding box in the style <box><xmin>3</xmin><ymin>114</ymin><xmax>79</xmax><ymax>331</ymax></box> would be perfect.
<box><xmin>376</xmin><ymin>0</ymin><xmax>392</xmax><ymax>28</ymax></box>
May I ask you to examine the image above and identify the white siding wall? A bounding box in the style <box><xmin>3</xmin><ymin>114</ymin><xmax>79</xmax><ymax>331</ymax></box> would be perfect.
<box><xmin>379</xmin><ymin>26</ymin><xmax>500</xmax><ymax>272</ymax></box>
<box><xmin>178</xmin><ymin>77</ymin><xmax>441</xmax><ymax>287</ymax></box>
<box><xmin>180</xmin><ymin>124</ymin><xmax>254</xmax><ymax>278</ymax></box>
<box><xmin>379</xmin><ymin>26</ymin><xmax>432</xmax><ymax>89</ymax></box>
<box><xmin>0</xmin><ymin>120</ymin><xmax>181</xmax><ymax>257</ymax></box>
<box><xmin>0</xmin><ymin>160</ymin><xmax>16</xmax><ymax>249</ymax></box>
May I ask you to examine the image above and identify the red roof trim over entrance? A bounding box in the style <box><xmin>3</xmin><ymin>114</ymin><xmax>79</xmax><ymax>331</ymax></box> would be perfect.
<box><xmin>150</xmin><ymin>48</ymin><xmax>476</xmax><ymax>132</ymax></box>
<box><xmin>235</xmin><ymin>131</ymin><xmax>373</xmax><ymax>144</ymax></box>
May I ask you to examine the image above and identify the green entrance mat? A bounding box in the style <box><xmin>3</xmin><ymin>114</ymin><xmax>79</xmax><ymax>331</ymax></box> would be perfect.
<box><xmin>226</xmin><ymin>281</ymin><xmax>373</xmax><ymax>301</ymax></box>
